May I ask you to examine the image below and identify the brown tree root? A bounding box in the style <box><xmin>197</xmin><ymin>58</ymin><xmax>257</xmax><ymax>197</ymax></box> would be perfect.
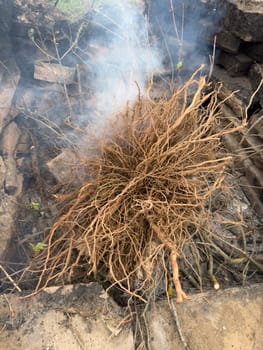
<box><xmin>170</xmin><ymin>251</ymin><xmax>190</xmax><ymax>303</ymax></box>
<box><xmin>27</xmin><ymin>67</ymin><xmax>244</xmax><ymax>302</ymax></box>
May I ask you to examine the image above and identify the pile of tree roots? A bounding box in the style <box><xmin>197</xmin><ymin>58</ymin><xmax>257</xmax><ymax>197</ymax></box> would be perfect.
<box><xmin>31</xmin><ymin>69</ymin><xmax>246</xmax><ymax>303</ymax></box>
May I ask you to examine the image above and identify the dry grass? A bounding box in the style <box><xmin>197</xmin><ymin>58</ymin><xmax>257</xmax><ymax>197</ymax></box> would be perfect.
<box><xmin>30</xmin><ymin>68</ymin><xmax>242</xmax><ymax>302</ymax></box>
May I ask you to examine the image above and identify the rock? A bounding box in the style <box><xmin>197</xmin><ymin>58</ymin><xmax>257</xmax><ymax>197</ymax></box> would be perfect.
<box><xmin>244</xmin><ymin>42</ymin><xmax>263</xmax><ymax>63</ymax></box>
<box><xmin>212</xmin><ymin>65</ymin><xmax>253</xmax><ymax>107</ymax></box>
<box><xmin>47</xmin><ymin>149</ymin><xmax>79</xmax><ymax>184</ymax></box>
<box><xmin>0</xmin><ymin>58</ymin><xmax>20</xmax><ymax>134</ymax></box>
<box><xmin>0</xmin><ymin>1</ymin><xmax>20</xmax><ymax>133</ymax></box>
<box><xmin>0</xmin><ymin>156</ymin><xmax>5</xmax><ymax>188</ymax></box>
<box><xmin>215</xmin><ymin>30</ymin><xmax>241</xmax><ymax>54</ymax></box>
<box><xmin>14</xmin><ymin>83</ymin><xmax>70</xmax><ymax>135</ymax></box>
<box><xmin>222</xmin><ymin>0</ymin><xmax>263</xmax><ymax>42</ymax></box>
<box><xmin>249</xmin><ymin>63</ymin><xmax>263</xmax><ymax>106</ymax></box>
<box><xmin>1</xmin><ymin>122</ymin><xmax>23</xmax><ymax>195</ymax></box>
<box><xmin>239</xmin><ymin>176</ymin><xmax>263</xmax><ymax>218</ymax></box>
<box><xmin>249</xmin><ymin>111</ymin><xmax>263</xmax><ymax>140</ymax></box>
<box><xmin>0</xmin><ymin>0</ymin><xmax>13</xmax><ymax>35</ymax></box>
<box><xmin>0</xmin><ymin>192</ymin><xmax>17</xmax><ymax>258</ymax></box>
<box><xmin>216</xmin><ymin>52</ymin><xmax>252</xmax><ymax>77</ymax></box>
<box><xmin>34</xmin><ymin>62</ymin><xmax>77</xmax><ymax>84</ymax></box>
<box><xmin>241</xmin><ymin>133</ymin><xmax>263</xmax><ymax>170</ymax></box>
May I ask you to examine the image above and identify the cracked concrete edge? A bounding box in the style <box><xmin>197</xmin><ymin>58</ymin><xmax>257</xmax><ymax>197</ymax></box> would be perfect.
<box><xmin>0</xmin><ymin>283</ymin><xmax>134</xmax><ymax>350</ymax></box>
<box><xmin>0</xmin><ymin>283</ymin><xmax>262</xmax><ymax>350</ymax></box>
<box><xmin>147</xmin><ymin>283</ymin><xmax>263</xmax><ymax>350</ymax></box>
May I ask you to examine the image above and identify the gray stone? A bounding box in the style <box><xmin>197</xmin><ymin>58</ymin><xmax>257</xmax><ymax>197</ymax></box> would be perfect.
<box><xmin>0</xmin><ymin>192</ymin><xmax>17</xmax><ymax>257</ymax></box>
<box><xmin>217</xmin><ymin>52</ymin><xmax>252</xmax><ymax>77</ymax></box>
<box><xmin>47</xmin><ymin>149</ymin><xmax>78</xmax><ymax>184</ymax></box>
<box><xmin>0</xmin><ymin>59</ymin><xmax>20</xmax><ymax>134</ymax></box>
<box><xmin>249</xmin><ymin>63</ymin><xmax>263</xmax><ymax>106</ymax></box>
<box><xmin>222</xmin><ymin>0</ymin><xmax>263</xmax><ymax>42</ymax></box>
<box><xmin>0</xmin><ymin>0</ymin><xmax>13</xmax><ymax>34</ymax></box>
<box><xmin>0</xmin><ymin>155</ymin><xmax>5</xmax><ymax>188</ymax></box>
<box><xmin>1</xmin><ymin>122</ymin><xmax>23</xmax><ymax>196</ymax></box>
<box><xmin>216</xmin><ymin>30</ymin><xmax>241</xmax><ymax>54</ymax></box>
<box><xmin>249</xmin><ymin>111</ymin><xmax>263</xmax><ymax>140</ymax></box>
<box><xmin>244</xmin><ymin>42</ymin><xmax>263</xmax><ymax>63</ymax></box>
<box><xmin>34</xmin><ymin>62</ymin><xmax>76</xmax><ymax>84</ymax></box>
<box><xmin>212</xmin><ymin>65</ymin><xmax>253</xmax><ymax>107</ymax></box>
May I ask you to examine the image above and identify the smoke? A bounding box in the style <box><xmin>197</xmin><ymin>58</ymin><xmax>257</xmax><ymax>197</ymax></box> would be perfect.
<box><xmin>10</xmin><ymin>0</ymin><xmax>225</xmax><ymax>143</ymax></box>
<box><xmin>82</xmin><ymin>0</ymin><xmax>223</xmax><ymax>128</ymax></box>
<box><xmin>85</xmin><ymin>0</ymin><xmax>162</xmax><ymax>123</ymax></box>
<box><xmin>148</xmin><ymin>0</ymin><xmax>222</xmax><ymax>78</ymax></box>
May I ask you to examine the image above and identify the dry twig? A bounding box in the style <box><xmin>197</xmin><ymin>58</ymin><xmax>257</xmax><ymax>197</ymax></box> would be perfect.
<box><xmin>0</xmin><ymin>264</ymin><xmax>22</xmax><ymax>293</ymax></box>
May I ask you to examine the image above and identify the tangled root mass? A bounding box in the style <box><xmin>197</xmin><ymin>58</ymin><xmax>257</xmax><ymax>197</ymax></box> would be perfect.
<box><xmin>32</xmin><ymin>70</ymin><xmax>238</xmax><ymax>302</ymax></box>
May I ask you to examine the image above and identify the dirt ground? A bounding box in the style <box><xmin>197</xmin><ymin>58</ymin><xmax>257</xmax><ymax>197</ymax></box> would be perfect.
<box><xmin>0</xmin><ymin>283</ymin><xmax>262</xmax><ymax>350</ymax></box>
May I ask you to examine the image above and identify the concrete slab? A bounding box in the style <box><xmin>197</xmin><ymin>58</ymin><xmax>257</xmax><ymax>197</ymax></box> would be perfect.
<box><xmin>0</xmin><ymin>283</ymin><xmax>262</xmax><ymax>350</ymax></box>
<box><xmin>0</xmin><ymin>283</ymin><xmax>134</xmax><ymax>350</ymax></box>
<box><xmin>147</xmin><ymin>284</ymin><xmax>263</xmax><ymax>350</ymax></box>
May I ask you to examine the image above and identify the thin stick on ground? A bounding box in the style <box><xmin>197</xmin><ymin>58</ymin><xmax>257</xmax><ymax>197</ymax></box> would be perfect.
<box><xmin>0</xmin><ymin>264</ymin><xmax>22</xmax><ymax>292</ymax></box>
<box><xmin>170</xmin><ymin>299</ymin><xmax>191</xmax><ymax>350</ymax></box>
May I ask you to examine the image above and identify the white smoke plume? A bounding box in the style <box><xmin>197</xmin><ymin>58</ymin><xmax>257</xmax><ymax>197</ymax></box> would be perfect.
<box><xmin>83</xmin><ymin>0</ymin><xmax>223</xmax><ymax>125</ymax></box>
<box><xmin>85</xmin><ymin>0</ymin><xmax>162</xmax><ymax>121</ymax></box>
<box><xmin>148</xmin><ymin>0</ymin><xmax>222</xmax><ymax>78</ymax></box>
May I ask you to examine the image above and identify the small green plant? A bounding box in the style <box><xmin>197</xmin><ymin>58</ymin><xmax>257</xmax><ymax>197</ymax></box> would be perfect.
<box><xmin>30</xmin><ymin>201</ymin><xmax>41</xmax><ymax>211</ymax></box>
<box><xmin>176</xmin><ymin>60</ymin><xmax>183</xmax><ymax>71</ymax></box>
<box><xmin>28</xmin><ymin>28</ymin><xmax>35</xmax><ymax>42</ymax></box>
<box><xmin>30</xmin><ymin>242</ymin><xmax>48</xmax><ymax>252</ymax></box>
